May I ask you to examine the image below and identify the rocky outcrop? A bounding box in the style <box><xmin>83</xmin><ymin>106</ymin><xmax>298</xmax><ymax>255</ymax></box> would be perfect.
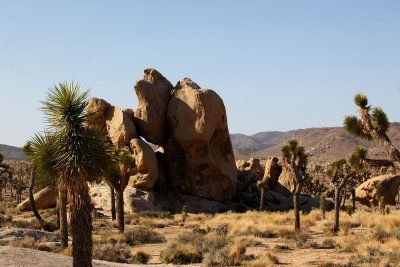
<box><xmin>128</xmin><ymin>138</ymin><xmax>158</xmax><ymax>190</ymax></box>
<box><xmin>278</xmin><ymin>165</ymin><xmax>295</xmax><ymax>193</ymax></box>
<box><xmin>165</xmin><ymin>78</ymin><xmax>237</xmax><ymax>201</ymax></box>
<box><xmin>355</xmin><ymin>174</ymin><xmax>400</xmax><ymax>207</ymax></box>
<box><xmin>105</xmin><ymin>106</ymin><xmax>137</xmax><ymax>147</ymax></box>
<box><xmin>86</xmin><ymin>98</ymin><xmax>137</xmax><ymax>147</ymax></box>
<box><xmin>133</xmin><ymin>69</ymin><xmax>173</xmax><ymax>145</ymax></box>
<box><xmin>263</xmin><ymin>157</ymin><xmax>282</xmax><ymax>184</ymax></box>
<box><xmin>236</xmin><ymin>158</ymin><xmax>264</xmax><ymax>177</ymax></box>
<box><xmin>17</xmin><ymin>187</ymin><xmax>57</xmax><ymax>211</ymax></box>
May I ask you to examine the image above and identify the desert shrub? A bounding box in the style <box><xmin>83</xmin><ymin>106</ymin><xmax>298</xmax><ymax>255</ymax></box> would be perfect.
<box><xmin>8</xmin><ymin>236</ymin><xmax>39</xmax><ymax>249</ymax></box>
<box><xmin>246</xmin><ymin>254</ymin><xmax>280</xmax><ymax>266</ymax></box>
<box><xmin>278</xmin><ymin>229</ymin><xmax>310</xmax><ymax>247</ymax></box>
<box><xmin>320</xmin><ymin>238</ymin><xmax>337</xmax><ymax>249</ymax></box>
<box><xmin>124</xmin><ymin>227</ymin><xmax>165</xmax><ymax>246</ymax></box>
<box><xmin>161</xmin><ymin>231</ymin><xmax>238</xmax><ymax>266</ymax></box>
<box><xmin>139</xmin><ymin>210</ymin><xmax>172</xmax><ymax>219</ymax></box>
<box><xmin>61</xmin><ymin>246</ymin><xmax>73</xmax><ymax>256</ymax></box>
<box><xmin>8</xmin><ymin>219</ymin><xmax>42</xmax><ymax>230</ymax></box>
<box><xmin>124</xmin><ymin>213</ymin><xmax>139</xmax><ymax>225</ymax></box>
<box><xmin>274</xmin><ymin>244</ymin><xmax>291</xmax><ymax>250</ymax></box>
<box><xmin>93</xmin><ymin>243</ymin><xmax>133</xmax><ymax>263</ymax></box>
<box><xmin>161</xmin><ymin>244</ymin><xmax>202</xmax><ymax>264</ymax></box>
<box><xmin>372</xmin><ymin>227</ymin><xmax>389</xmax><ymax>243</ymax></box>
<box><xmin>131</xmin><ymin>250</ymin><xmax>150</xmax><ymax>264</ymax></box>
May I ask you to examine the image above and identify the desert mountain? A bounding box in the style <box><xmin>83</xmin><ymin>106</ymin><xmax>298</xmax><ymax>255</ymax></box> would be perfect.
<box><xmin>232</xmin><ymin>123</ymin><xmax>400</xmax><ymax>163</ymax></box>
<box><xmin>0</xmin><ymin>144</ymin><xmax>26</xmax><ymax>160</ymax></box>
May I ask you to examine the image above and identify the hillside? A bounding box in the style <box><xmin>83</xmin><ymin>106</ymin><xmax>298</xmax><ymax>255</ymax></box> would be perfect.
<box><xmin>232</xmin><ymin>123</ymin><xmax>400</xmax><ymax>163</ymax></box>
<box><xmin>0</xmin><ymin>144</ymin><xmax>26</xmax><ymax>160</ymax></box>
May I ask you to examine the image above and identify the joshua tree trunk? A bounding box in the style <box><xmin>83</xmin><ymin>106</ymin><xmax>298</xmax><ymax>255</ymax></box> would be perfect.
<box><xmin>67</xmin><ymin>178</ymin><xmax>93</xmax><ymax>267</ymax></box>
<box><xmin>293</xmin><ymin>183</ymin><xmax>302</xmax><ymax>230</ymax></box>
<box><xmin>110</xmin><ymin>185</ymin><xmax>116</xmax><ymax>220</ymax></box>
<box><xmin>59</xmin><ymin>186</ymin><xmax>68</xmax><ymax>248</ymax></box>
<box><xmin>351</xmin><ymin>189</ymin><xmax>356</xmax><ymax>212</ymax></box>
<box><xmin>259</xmin><ymin>187</ymin><xmax>265</xmax><ymax>211</ymax></box>
<box><xmin>116</xmin><ymin>189</ymin><xmax>124</xmax><ymax>232</ymax></box>
<box><xmin>334</xmin><ymin>187</ymin><xmax>340</xmax><ymax>232</ymax></box>
<box><xmin>29</xmin><ymin>171</ymin><xmax>51</xmax><ymax>231</ymax></box>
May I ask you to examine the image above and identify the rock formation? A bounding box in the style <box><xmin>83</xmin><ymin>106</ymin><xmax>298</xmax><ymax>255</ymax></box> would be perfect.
<box><xmin>133</xmin><ymin>69</ymin><xmax>173</xmax><ymax>145</ymax></box>
<box><xmin>355</xmin><ymin>174</ymin><xmax>400</xmax><ymax>207</ymax></box>
<box><xmin>263</xmin><ymin>157</ymin><xmax>282</xmax><ymax>184</ymax></box>
<box><xmin>128</xmin><ymin>138</ymin><xmax>158</xmax><ymax>190</ymax></box>
<box><xmin>165</xmin><ymin>78</ymin><xmax>237</xmax><ymax>201</ymax></box>
<box><xmin>17</xmin><ymin>187</ymin><xmax>57</xmax><ymax>212</ymax></box>
<box><xmin>236</xmin><ymin>158</ymin><xmax>264</xmax><ymax>177</ymax></box>
<box><xmin>86</xmin><ymin>98</ymin><xmax>137</xmax><ymax>147</ymax></box>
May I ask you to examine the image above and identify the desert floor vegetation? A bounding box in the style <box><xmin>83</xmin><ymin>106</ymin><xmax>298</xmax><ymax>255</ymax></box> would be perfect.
<box><xmin>2</xmin><ymin>203</ymin><xmax>400</xmax><ymax>266</ymax></box>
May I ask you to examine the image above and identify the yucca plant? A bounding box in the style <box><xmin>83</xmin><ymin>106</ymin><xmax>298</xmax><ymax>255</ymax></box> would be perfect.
<box><xmin>104</xmin><ymin>148</ymin><xmax>136</xmax><ymax>232</ymax></box>
<box><xmin>281</xmin><ymin>139</ymin><xmax>307</xmax><ymax>230</ymax></box>
<box><xmin>30</xmin><ymin>82</ymin><xmax>115</xmax><ymax>267</ymax></box>
<box><xmin>344</xmin><ymin>93</ymin><xmax>400</xmax><ymax>165</ymax></box>
<box><xmin>326</xmin><ymin>155</ymin><xmax>365</xmax><ymax>232</ymax></box>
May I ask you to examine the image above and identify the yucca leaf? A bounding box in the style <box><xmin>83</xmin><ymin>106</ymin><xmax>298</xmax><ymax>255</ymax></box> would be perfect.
<box><xmin>354</xmin><ymin>93</ymin><xmax>368</xmax><ymax>108</ymax></box>
<box><xmin>371</xmin><ymin>107</ymin><xmax>389</xmax><ymax>133</ymax></box>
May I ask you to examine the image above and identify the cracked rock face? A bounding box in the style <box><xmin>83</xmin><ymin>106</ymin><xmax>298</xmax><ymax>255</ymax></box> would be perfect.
<box><xmin>128</xmin><ymin>138</ymin><xmax>158</xmax><ymax>190</ymax></box>
<box><xmin>164</xmin><ymin>78</ymin><xmax>237</xmax><ymax>201</ymax></box>
<box><xmin>133</xmin><ymin>69</ymin><xmax>173</xmax><ymax>145</ymax></box>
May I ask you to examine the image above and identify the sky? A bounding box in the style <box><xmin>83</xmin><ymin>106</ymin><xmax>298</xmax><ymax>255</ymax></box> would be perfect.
<box><xmin>1</xmin><ymin>1</ymin><xmax>400</xmax><ymax>146</ymax></box>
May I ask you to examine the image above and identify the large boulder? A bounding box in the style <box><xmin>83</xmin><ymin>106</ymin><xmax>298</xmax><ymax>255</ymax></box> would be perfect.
<box><xmin>90</xmin><ymin>185</ymin><xmax>162</xmax><ymax>213</ymax></box>
<box><xmin>355</xmin><ymin>174</ymin><xmax>400</xmax><ymax>207</ymax></box>
<box><xmin>165</xmin><ymin>78</ymin><xmax>237</xmax><ymax>201</ymax></box>
<box><xmin>86</xmin><ymin>98</ymin><xmax>137</xmax><ymax>147</ymax></box>
<box><xmin>278</xmin><ymin>165</ymin><xmax>295</xmax><ymax>193</ymax></box>
<box><xmin>133</xmin><ymin>69</ymin><xmax>173</xmax><ymax>145</ymax></box>
<box><xmin>128</xmin><ymin>138</ymin><xmax>158</xmax><ymax>190</ymax></box>
<box><xmin>236</xmin><ymin>158</ymin><xmax>264</xmax><ymax>177</ymax></box>
<box><xmin>17</xmin><ymin>187</ymin><xmax>57</xmax><ymax>211</ymax></box>
<box><xmin>263</xmin><ymin>157</ymin><xmax>283</xmax><ymax>184</ymax></box>
<box><xmin>86</xmin><ymin>98</ymin><xmax>112</xmax><ymax>129</ymax></box>
<box><xmin>105</xmin><ymin>106</ymin><xmax>137</xmax><ymax>147</ymax></box>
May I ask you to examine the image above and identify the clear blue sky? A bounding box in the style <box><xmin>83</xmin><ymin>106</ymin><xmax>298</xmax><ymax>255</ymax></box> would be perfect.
<box><xmin>1</xmin><ymin>1</ymin><xmax>400</xmax><ymax>146</ymax></box>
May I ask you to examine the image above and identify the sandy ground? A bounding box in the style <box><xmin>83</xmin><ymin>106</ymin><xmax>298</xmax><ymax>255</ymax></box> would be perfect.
<box><xmin>0</xmin><ymin>246</ymin><xmax>168</xmax><ymax>267</ymax></box>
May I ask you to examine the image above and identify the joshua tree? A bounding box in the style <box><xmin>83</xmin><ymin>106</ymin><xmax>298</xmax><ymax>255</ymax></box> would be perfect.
<box><xmin>344</xmin><ymin>93</ymin><xmax>399</xmax><ymax>167</ymax></box>
<box><xmin>320</xmin><ymin>194</ymin><xmax>327</xmax><ymax>219</ymax></box>
<box><xmin>109</xmin><ymin>185</ymin><xmax>116</xmax><ymax>220</ymax></box>
<box><xmin>12</xmin><ymin>177</ymin><xmax>26</xmax><ymax>203</ymax></box>
<box><xmin>282</xmin><ymin>139</ymin><xmax>307</xmax><ymax>230</ymax></box>
<box><xmin>31</xmin><ymin>82</ymin><xmax>115</xmax><ymax>266</ymax></box>
<box><xmin>0</xmin><ymin>152</ymin><xmax>12</xmax><ymax>200</ymax></box>
<box><xmin>326</xmin><ymin>155</ymin><xmax>364</xmax><ymax>232</ymax></box>
<box><xmin>104</xmin><ymin>149</ymin><xmax>136</xmax><ymax>232</ymax></box>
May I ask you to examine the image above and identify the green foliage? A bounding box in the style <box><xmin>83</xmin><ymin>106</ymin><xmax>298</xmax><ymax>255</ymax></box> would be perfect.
<box><xmin>343</xmin><ymin>116</ymin><xmax>371</xmax><ymax>139</ymax></box>
<box><xmin>320</xmin><ymin>194</ymin><xmax>326</xmax><ymax>213</ymax></box>
<box><xmin>30</xmin><ymin>82</ymin><xmax>115</xmax><ymax>184</ymax></box>
<box><xmin>303</xmin><ymin>174</ymin><xmax>327</xmax><ymax>197</ymax></box>
<box><xmin>348</xmin><ymin>146</ymin><xmax>368</xmax><ymax>172</ymax></box>
<box><xmin>354</xmin><ymin>93</ymin><xmax>368</xmax><ymax>108</ymax></box>
<box><xmin>372</xmin><ymin>107</ymin><xmax>389</xmax><ymax>133</ymax></box>
<box><xmin>345</xmin><ymin>205</ymin><xmax>354</xmax><ymax>216</ymax></box>
<box><xmin>123</xmin><ymin>227</ymin><xmax>166</xmax><ymax>246</ymax></box>
<box><xmin>376</xmin><ymin>182</ymin><xmax>384</xmax><ymax>198</ymax></box>
<box><xmin>161</xmin><ymin>249</ymin><xmax>202</xmax><ymax>265</ymax></box>
<box><xmin>281</xmin><ymin>139</ymin><xmax>307</xmax><ymax>167</ymax></box>
<box><xmin>327</xmin><ymin>159</ymin><xmax>348</xmax><ymax>179</ymax></box>
<box><xmin>118</xmin><ymin>149</ymin><xmax>136</xmax><ymax>169</ymax></box>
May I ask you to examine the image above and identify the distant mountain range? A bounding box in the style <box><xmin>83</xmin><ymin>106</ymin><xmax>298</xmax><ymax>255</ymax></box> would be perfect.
<box><xmin>2</xmin><ymin>122</ymin><xmax>400</xmax><ymax>163</ymax></box>
<box><xmin>0</xmin><ymin>144</ymin><xmax>26</xmax><ymax>160</ymax></box>
<box><xmin>232</xmin><ymin>123</ymin><xmax>400</xmax><ymax>163</ymax></box>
